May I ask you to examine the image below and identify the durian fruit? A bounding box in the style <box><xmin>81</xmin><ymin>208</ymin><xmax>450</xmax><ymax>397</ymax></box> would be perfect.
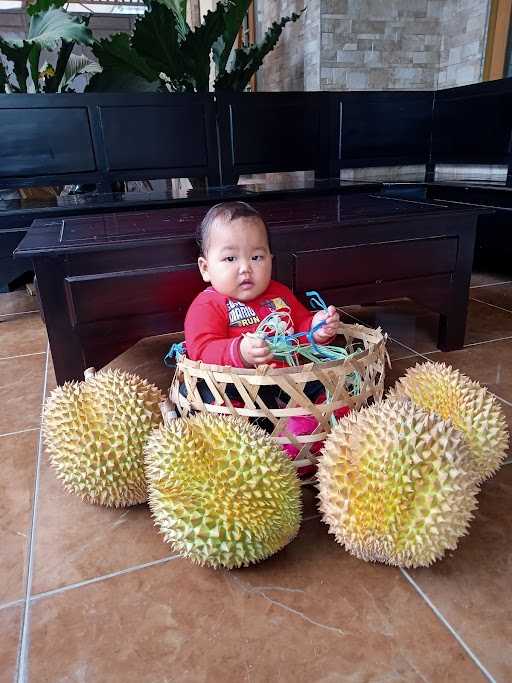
<box><xmin>387</xmin><ymin>362</ymin><xmax>509</xmax><ymax>482</ymax></box>
<box><xmin>317</xmin><ymin>400</ymin><xmax>480</xmax><ymax>568</ymax></box>
<box><xmin>43</xmin><ymin>368</ymin><xmax>164</xmax><ymax>507</ymax></box>
<box><xmin>145</xmin><ymin>413</ymin><xmax>302</xmax><ymax>569</ymax></box>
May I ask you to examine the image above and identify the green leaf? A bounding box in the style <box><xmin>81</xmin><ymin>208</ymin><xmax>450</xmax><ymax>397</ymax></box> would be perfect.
<box><xmin>0</xmin><ymin>60</ymin><xmax>8</xmax><ymax>93</ymax></box>
<box><xmin>215</xmin><ymin>10</ymin><xmax>304</xmax><ymax>91</ymax></box>
<box><xmin>0</xmin><ymin>39</ymin><xmax>32</xmax><ymax>91</ymax></box>
<box><xmin>43</xmin><ymin>37</ymin><xmax>74</xmax><ymax>92</ymax></box>
<box><xmin>62</xmin><ymin>52</ymin><xmax>101</xmax><ymax>91</ymax></box>
<box><xmin>27</xmin><ymin>9</ymin><xmax>93</xmax><ymax>49</ymax></box>
<box><xmin>151</xmin><ymin>0</ymin><xmax>189</xmax><ymax>42</ymax></box>
<box><xmin>180</xmin><ymin>4</ymin><xmax>228</xmax><ymax>91</ymax></box>
<box><xmin>87</xmin><ymin>32</ymin><xmax>159</xmax><ymax>92</ymax></box>
<box><xmin>213</xmin><ymin>0</ymin><xmax>252</xmax><ymax>74</ymax></box>
<box><xmin>132</xmin><ymin>2</ymin><xmax>187</xmax><ymax>86</ymax></box>
<box><xmin>26</xmin><ymin>0</ymin><xmax>67</xmax><ymax>17</ymax></box>
<box><xmin>27</xmin><ymin>42</ymin><xmax>41</xmax><ymax>87</ymax></box>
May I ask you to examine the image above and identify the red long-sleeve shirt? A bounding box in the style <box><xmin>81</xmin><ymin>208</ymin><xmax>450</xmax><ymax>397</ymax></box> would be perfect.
<box><xmin>184</xmin><ymin>280</ymin><xmax>315</xmax><ymax>367</ymax></box>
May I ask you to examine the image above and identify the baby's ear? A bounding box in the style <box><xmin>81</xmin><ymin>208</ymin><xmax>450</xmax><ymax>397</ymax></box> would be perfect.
<box><xmin>198</xmin><ymin>256</ymin><xmax>210</xmax><ymax>282</ymax></box>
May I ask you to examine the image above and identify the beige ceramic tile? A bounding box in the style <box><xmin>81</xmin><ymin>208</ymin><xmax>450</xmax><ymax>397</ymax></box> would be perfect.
<box><xmin>0</xmin><ymin>290</ymin><xmax>38</xmax><ymax>319</ymax></box>
<box><xmin>470</xmin><ymin>270</ymin><xmax>512</xmax><ymax>288</ymax></box>
<box><xmin>0</xmin><ymin>604</ymin><xmax>22</xmax><ymax>683</ymax></box>
<box><xmin>105</xmin><ymin>332</ymin><xmax>182</xmax><ymax>393</ymax></box>
<box><xmin>408</xmin><ymin>466</ymin><xmax>512</xmax><ymax>682</ymax></box>
<box><xmin>0</xmin><ymin>354</ymin><xmax>45</xmax><ymax>435</ymax></box>
<box><xmin>0</xmin><ymin>313</ymin><xmax>47</xmax><ymax>359</ymax></box>
<box><xmin>0</xmin><ymin>431</ymin><xmax>38</xmax><ymax>605</ymax></box>
<box><xmin>344</xmin><ymin>296</ymin><xmax>512</xmax><ymax>352</ymax></box>
<box><xmin>31</xmin><ymin>449</ymin><xmax>172</xmax><ymax>596</ymax></box>
<box><xmin>27</xmin><ymin>519</ymin><xmax>485</xmax><ymax>682</ymax></box>
<box><xmin>470</xmin><ymin>283</ymin><xmax>512</xmax><ymax>313</ymax></box>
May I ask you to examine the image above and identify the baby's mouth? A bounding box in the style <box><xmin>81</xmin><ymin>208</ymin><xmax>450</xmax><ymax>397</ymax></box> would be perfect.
<box><xmin>240</xmin><ymin>280</ymin><xmax>253</xmax><ymax>288</ymax></box>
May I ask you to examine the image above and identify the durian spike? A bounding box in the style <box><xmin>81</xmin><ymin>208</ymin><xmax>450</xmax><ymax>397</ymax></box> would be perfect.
<box><xmin>43</xmin><ymin>367</ymin><xmax>165</xmax><ymax>507</ymax></box>
<box><xmin>145</xmin><ymin>413</ymin><xmax>302</xmax><ymax>569</ymax></box>
<box><xmin>317</xmin><ymin>400</ymin><xmax>480</xmax><ymax>568</ymax></box>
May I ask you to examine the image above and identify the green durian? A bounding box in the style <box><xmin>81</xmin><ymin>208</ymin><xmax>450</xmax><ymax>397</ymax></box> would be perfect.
<box><xmin>387</xmin><ymin>361</ymin><xmax>509</xmax><ymax>482</ymax></box>
<box><xmin>43</xmin><ymin>368</ymin><xmax>164</xmax><ymax>507</ymax></box>
<box><xmin>317</xmin><ymin>400</ymin><xmax>480</xmax><ymax>568</ymax></box>
<box><xmin>145</xmin><ymin>413</ymin><xmax>302</xmax><ymax>569</ymax></box>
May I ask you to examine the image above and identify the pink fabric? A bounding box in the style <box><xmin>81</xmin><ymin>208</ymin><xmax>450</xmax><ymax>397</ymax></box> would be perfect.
<box><xmin>281</xmin><ymin>402</ymin><xmax>351</xmax><ymax>478</ymax></box>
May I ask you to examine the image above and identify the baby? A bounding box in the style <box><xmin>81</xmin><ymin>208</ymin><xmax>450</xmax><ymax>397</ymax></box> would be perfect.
<box><xmin>185</xmin><ymin>201</ymin><xmax>340</xmax><ymax>369</ymax></box>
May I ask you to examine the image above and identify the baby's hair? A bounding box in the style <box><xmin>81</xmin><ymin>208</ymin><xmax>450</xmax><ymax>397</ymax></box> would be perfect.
<box><xmin>197</xmin><ymin>201</ymin><xmax>271</xmax><ymax>256</ymax></box>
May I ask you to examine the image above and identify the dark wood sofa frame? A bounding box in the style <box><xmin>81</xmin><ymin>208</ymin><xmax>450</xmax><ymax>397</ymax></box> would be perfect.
<box><xmin>9</xmin><ymin>79</ymin><xmax>512</xmax><ymax>383</ymax></box>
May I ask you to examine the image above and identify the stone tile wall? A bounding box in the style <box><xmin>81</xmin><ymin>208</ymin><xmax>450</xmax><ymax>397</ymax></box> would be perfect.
<box><xmin>256</xmin><ymin>0</ymin><xmax>492</xmax><ymax>91</ymax></box>
<box><xmin>438</xmin><ymin>0</ymin><xmax>490</xmax><ymax>89</ymax></box>
<box><xmin>319</xmin><ymin>0</ymin><xmax>442</xmax><ymax>91</ymax></box>
<box><xmin>256</xmin><ymin>0</ymin><xmax>305</xmax><ymax>91</ymax></box>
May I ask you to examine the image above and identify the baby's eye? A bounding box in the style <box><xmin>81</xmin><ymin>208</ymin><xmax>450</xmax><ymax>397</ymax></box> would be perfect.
<box><xmin>224</xmin><ymin>256</ymin><xmax>236</xmax><ymax>262</ymax></box>
<box><xmin>252</xmin><ymin>255</ymin><xmax>264</xmax><ymax>261</ymax></box>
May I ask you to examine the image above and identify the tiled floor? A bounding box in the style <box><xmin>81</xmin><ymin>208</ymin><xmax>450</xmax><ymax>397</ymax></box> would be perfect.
<box><xmin>1</xmin><ymin>271</ymin><xmax>511</xmax><ymax>682</ymax></box>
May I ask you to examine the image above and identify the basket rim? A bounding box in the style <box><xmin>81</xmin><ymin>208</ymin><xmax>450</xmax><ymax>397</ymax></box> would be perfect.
<box><xmin>175</xmin><ymin>321</ymin><xmax>387</xmax><ymax>377</ymax></box>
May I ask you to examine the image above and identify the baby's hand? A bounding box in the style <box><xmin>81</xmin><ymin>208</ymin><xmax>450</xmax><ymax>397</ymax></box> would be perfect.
<box><xmin>311</xmin><ymin>306</ymin><xmax>340</xmax><ymax>343</ymax></box>
<box><xmin>240</xmin><ymin>333</ymin><xmax>274</xmax><ymax>367</ymax></box>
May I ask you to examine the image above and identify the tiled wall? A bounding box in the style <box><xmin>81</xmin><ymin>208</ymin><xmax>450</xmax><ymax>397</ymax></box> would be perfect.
<box><xmin>438</xmin><ymin>0</ymin><xmax>490</xmax><ymax>89</ymax></box>
<box><xmin>256</xmin><ymin>0</ymin><xmax>305</xmax><ymax>91</ymax></box>
<box><xmin>256</xmin><ymin>0</ymin><xmax>492</xmax><ymax>91</ymax></box>
<box><xmin>319</xmin><ymin>0</ymin><xmax>442</xmax><ymax>91</ymax></box>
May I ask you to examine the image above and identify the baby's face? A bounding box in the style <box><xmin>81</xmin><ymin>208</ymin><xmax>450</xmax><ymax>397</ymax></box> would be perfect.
<box><xmin>198</xmin><ymin>216</ymin><xmax>272</xmax><ymax>301</ymax></box>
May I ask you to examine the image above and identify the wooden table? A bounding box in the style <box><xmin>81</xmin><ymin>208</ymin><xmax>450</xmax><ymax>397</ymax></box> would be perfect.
<box><xmin>15</xmin><ymin>192</ymin><xmax>482</xmax><ymax>385</ymax></box>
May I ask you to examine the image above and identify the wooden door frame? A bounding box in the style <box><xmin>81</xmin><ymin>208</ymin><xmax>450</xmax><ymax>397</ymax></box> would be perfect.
<box><xmin>484</xmin><ymin>0</ymin><xmax>512</xmax><ymax>80</ymax></box>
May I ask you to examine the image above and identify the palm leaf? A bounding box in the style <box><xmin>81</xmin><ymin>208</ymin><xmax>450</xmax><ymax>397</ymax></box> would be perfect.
<box><xmin>27</xmin><ymin>8</ymin><xmax>93</xmax><ymax>49</ymax></box>
<box><xmin>60</xmin><ymin>52</ymin><xmax>101</xmax><ymax>91</ymax></box>
<box><xmin>0</xmin><ymin>39</ymin><xmax>32</xmax><ymax>91</ymax></box>
<box><xmin>0</xmin><ymin>60</ymin><xmax>8</xmax><ymax>93</ymax></box>
<box><xmin>181</xmin><ymin>4</ymin><xmax>228</xmax><ymax>91</ymax></box>
<box><xmin>132</xmin><ymin>2</ymin><xmax>188</xmax><ymax>87</ymax></box>
<box><xmin>212</xmin><ymin>0</ymin><xmax>252</xmax><ymax>74</ymax></box>
<box><xmin>215</xmin><ymin>10</ymin><xmax>304</xmax><ymax>91</ymax></box>
<box><xmin>151</xmin><ymin>0</ymin><xmax>189</xmax><ymax>42</ymax></box>
<box><xmin>43</xmin><ymin>38</ymin><xmax>74</xmax><ymax>92</ymax></box>
<box><xmin>87</xmin><ymin>32</ymin><xmax>159</xmax><ymax>92</ymax></box>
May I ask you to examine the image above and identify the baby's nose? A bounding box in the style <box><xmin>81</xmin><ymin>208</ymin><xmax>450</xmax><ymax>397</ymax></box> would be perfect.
<box><xmin>239</xmin><ymin>259</ymin><xmax>252</xmax><ymax>272</ymax></box>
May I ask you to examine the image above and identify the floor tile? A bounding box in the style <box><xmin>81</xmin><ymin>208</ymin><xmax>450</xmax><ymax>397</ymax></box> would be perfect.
<box><xmin>342</xmin><ymin>299</ymin><xmax>441</xmax><ymax>354</ymax></box>
<box><xmin>0</xmin><ymin>431</ymin><xmax>38</xmax><ymax>605</ymax></box>
<box><xmin>31</xmin><ymin>450</ymin><xmax>172</xmax><ymax>596</ymax></box>
<box><xmin>0</xmin><ymin>604</ymin><xmax>21</xmax><ymax>683</ymax></box>
<box><xmin>465</xmin><ymin>298</ymin><xmax>512</xmax><ymax>345</ymax></box>
<box><xmin>31</xmin><ymin>453</ymin><xmax>319</xmax><ymax>597</ymax></box>
<box><xmin>407</xmin><ymin>466</ymin><xmax>512</xmax><ymax>682</ymax></box>
<box><xmin>0</xmin><ymin>313</ymin><xmax>47</xmax><ymax>359</ymax></box>
<box><xmin>0</xmin><ymin>354</ymin><xmax>46</xmax><ymax>435</ymax></box>
<box><xmin>470</xmin><ymin>283</ymin><xmax>512</xmax><ymax>313</ymax></box>
<box><xmin>408</xmin><ymin>339</ymin><xmax>512</xmax><ymax>405</ymax></box>
<box><xmin>45</xmin><ymin>353</ymin><xmax>56</xmax><ymax>398</ymax></box>
<box><xmin>343</xmin><ymin>296</ymin><xmax>512</xmax><ymax>354</ymax></box>
<box><xmin>0</xmin><ymin>290</ymin><xmax>38</xmax><ymax>319</ymax></box>
<box><xmin>27</xmin><ymin>519</ymin><xmax>485</xmax><ymax>683</ymax></box>
<box><xmin>470</xmin><ymin>269</ymin><xmax>512</xmax><ymax>288</ymax></box>
<box><xmin>105</xmin><ymin>332</ymin><xmax>182</xmax><ymax>393</ymax></box>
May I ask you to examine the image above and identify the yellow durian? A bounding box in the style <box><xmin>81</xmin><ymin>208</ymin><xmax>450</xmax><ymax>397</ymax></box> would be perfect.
<box><xmin>387</xmin><ymin>362</ymin><xmax>509</xmax><ymax>482</ymax></box>
<box><xmin>43</xmin><ymin>368</ymin><xmax>164</xmax><ymax>507</ymax></box>
<box><xmin>145</xmin><ymin>413</ymin><xmax>302</xmax><ymax>569</ymax></box>
<box><xmin>317</xmin><ymin>400</ymin><xmax>480</xmax><ymax>568</ymax></box>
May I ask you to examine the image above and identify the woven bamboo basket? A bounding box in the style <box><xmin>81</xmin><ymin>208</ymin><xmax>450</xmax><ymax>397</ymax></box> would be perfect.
<box><xmin>168</xmin><ymin>322</ymin><xmax>388</xmax><ymax>482</ymax></box>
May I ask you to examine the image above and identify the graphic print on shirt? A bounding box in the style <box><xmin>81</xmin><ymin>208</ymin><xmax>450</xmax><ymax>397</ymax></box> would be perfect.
<box><xmin>227</xmin><ymin>299</ymin><xmax>260</xmax><ymax>327</ymax></box>
<box><xmin>263</xmin><ymin>296</ymin><xmax>288</xmax><ymax>312</ymax></box>
<box><xmin>262</xmin><ymin>297</ymin><xmax>294</xmax><ymax>335</ymax></box>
